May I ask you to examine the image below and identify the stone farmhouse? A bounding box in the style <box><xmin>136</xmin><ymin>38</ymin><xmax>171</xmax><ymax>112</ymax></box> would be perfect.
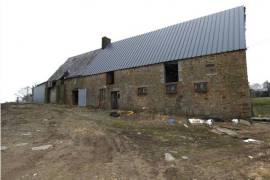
<box><xmin>33</xmin><ymin>6</ymin><xmax>251</xmax><ymax>119</ymax></box>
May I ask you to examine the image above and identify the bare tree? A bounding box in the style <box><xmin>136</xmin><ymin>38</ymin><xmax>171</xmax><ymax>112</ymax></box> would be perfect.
<box><xmin>15</xmin><ymin>86</ymin><xmax>32</xmax><ymax>102</ymax></box>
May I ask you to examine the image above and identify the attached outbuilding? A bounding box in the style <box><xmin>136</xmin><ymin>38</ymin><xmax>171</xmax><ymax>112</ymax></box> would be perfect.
<box><xmin>33</xmin><ymin>82</ymin><xmax>46</xmax><ymax>103</ymax></box>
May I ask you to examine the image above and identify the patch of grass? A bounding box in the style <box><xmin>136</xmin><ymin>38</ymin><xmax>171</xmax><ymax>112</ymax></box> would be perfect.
<box><xmin>252</xmin><ymin>97</ymin><xmax>270</xmax><ymax>116</ymax></box>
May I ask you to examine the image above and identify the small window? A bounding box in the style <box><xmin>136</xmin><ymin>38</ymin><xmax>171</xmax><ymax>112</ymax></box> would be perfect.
<box><xmin>194</xmin><ymin>82</ymin><xmax>208</xmax><ymax>93</ymax></box>
<box><xmin>165</xmin><ymin>62</ymin><xmax>178</xmax><ymax>83</ymax></box>
<box><xmin>166</xmin><ymin>84</ymin><xmax>177</xmax><ymax>94</ymax></box>
<box><xmin>138</xmin><ymin>87</ymin><xmax>147</xmax><ymax>96</ymax></box>
<box><xmin>106</xmin><ymin>71</ymin><xmax>114</xmax><ymax>85</ymax></box>
<box><xmin>206</xmin><ymin>64</ymin><xmax>216</xmax><ymax>74</ymax></box>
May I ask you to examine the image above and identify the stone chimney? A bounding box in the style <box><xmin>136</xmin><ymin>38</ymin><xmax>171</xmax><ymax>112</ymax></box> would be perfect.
<box><xmin>102</xmin><ymin>36</ymin><xmax>111</xmax><ymax>49</ymax></box>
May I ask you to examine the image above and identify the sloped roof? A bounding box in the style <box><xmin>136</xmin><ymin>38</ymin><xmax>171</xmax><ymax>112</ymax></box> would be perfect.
<box><xmin>49</xmin><ymin>6</ymin><xmax>246</xmax><ymax>81</ymax></box>
<box><xmin>48</xmin><ymin>50</ymin><xmax>100</xmax><ymax>81</ymax></box>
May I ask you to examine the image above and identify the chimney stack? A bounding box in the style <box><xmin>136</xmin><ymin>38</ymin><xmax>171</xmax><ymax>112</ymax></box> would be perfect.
<box><xmin>102</xmin><ymin>36</ymin><xmax>111</xmax><ymax>49</ymax></box>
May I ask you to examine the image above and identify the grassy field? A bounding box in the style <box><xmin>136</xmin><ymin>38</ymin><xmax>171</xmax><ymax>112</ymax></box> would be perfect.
<box><xmin>252</xmin><ymin>97</ymin><xmax>270</xmax><ymax>117</ymax></box>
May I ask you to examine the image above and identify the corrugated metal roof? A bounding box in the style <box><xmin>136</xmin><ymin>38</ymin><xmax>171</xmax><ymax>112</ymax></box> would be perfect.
<box><xmin>49</xmin><ymin>6</ymin><xmax>246</xmax><ymax>81</ymax></box>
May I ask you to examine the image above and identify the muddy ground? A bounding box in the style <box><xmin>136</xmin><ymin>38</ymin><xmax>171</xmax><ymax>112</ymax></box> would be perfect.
<box><xmin>1</xmin><ymin>103</ymin><xmax>270</xmax><ymax>180</ymax></box>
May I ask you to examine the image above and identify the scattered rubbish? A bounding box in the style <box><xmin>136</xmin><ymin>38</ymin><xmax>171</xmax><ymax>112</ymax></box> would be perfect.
<box><xmin>248</xmin><ymin>155</ymin><xmax>253</xmax><ymax>159</ymax></box>
<box><xmin>137</xmin><ymin>132</ymin><xmax>141</xmax><ymax>135</ymax></box>
<box><xmin>239</xmin><ymin>119</ymin><xmax>252</xmax><ymax>126</ymax></box>
<box><xmin>188</xmin><ymin>118</ymin><xmax>213</xmax><ymax>126</ymax></box>
<box><xmin>169</xmin><ymin>150</ymin><xmax>178</xmax><ymax>154</ymax></box>
<box><xmin>36</xmin><ymin>129</ymin><xmax>41</xmax><ymax>132</ymax></box>
<box><xmin>210</xmin><ymin>129</ymin><xmax>224</xmax><ymax>135</ymax></box>
<box><xmin>167</xmin><ymin>118</ymin><xmax>176</xmax><ymax>125</ymax></box>
<box><xmin>43</xmin><ymin>118</ymin><xmax>48</xmax><ymax>121</ymax></box>
<box><xmin>33</xmin><ymin>173</ymin><xmax>38</xmax><ymax>176</ymax></box>
<box><xmin>110</xmin><ymin>112</ymin><xmax>120</xmax><ymax>117</ymax></box>
<box><xmin>243</xmin><ymin>138</ymin><xmax>261</xmax><ymax>144</ymax></box>
<box><xmin>22</xmin><ymin>132</ymin><xmax>32</xmax><ymax>136</ymax></box>
<box><xmin>210</xmin><ymin>127</ymin><xmax>238</xmax><ymax>137</ymax></box>
<box><xmin>205</xmin><ymin>119</ymin><xmax>213</xmax><ymax>126</ymax></box>
<box><xmin>1</xmin><ymin>145</ymin><xmax>8</xmax><ymax>151</ymax></box>
<box><xmin>165</xmin><ymin>153</ymin><xmax>176</xmax><ymax>161</ymax></box>
<box><xmin>183</xmin><ymin>124</ymin><xmax>189</xmax><ymax>128</ymax></box>
<box><xmin>251</xmin><ymin>117</ymin><xmax>270</xmax><ymax>122</ymax></box>
<box><xmin>181</xmin><ymin>156</ymin><xmax>189</xmax><ymax>160</ymax></box>
<box><xmin>188</xmin><ymin>118</ymin><xmax>204</xmax><ymax>124</ymax></box>
<box><xmin>232</xmin><ymin>119</ymin><xmax>239</xmax><ymax>124</ymax></box>
<box><xmin>31</xmin><ymin>144</ymin><xmax>53</xmax><ymax>151</ymax></box>
<box><xmin>55</xmin><ymin>140</ymin><xmax>63</xmax><ymax>144</ymax></box>
<box><xmin>126</xmin><ymin>111</ymin><xmax>134</xmax><ymax>116</ymax></box>
<box><xmin>15</xmin><ymin>143</ymin><xmax>28</xmax><ymax>147</ymax></box>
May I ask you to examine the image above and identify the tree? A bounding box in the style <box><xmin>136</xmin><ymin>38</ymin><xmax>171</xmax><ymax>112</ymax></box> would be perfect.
<box><xmin>15</xmin><ymin>86</ymin><xmax>32</xmax><ymax>102</ymax></box>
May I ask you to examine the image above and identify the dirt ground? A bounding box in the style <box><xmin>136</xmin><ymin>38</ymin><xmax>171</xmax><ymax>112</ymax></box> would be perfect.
<box><xmin>1</xmin><ymin>103</ymin><xmax>270</xmax><ymax>180</ymax></box>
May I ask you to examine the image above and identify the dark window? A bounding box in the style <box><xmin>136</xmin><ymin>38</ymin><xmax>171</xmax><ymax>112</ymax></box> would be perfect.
<box><xmin>106</xmin><ymin>71</ymin><xmax>114</xmax><ymax>85</ymax></box>
<box><xmin>166</xmin><ymin>84</ymin><xmax>177</xmax><ymax>94</ymax></box>
<box><xmin>165</xmin><ymin>62</ymin><xmax>178</xmax><ymax>83</ymax></box>
<box><xmin>194</xmin><ymin>82</ymin><xmax>208</xmax><ymax>93</ymax></box>
<box><xmin>138</xmin><ymin>87</ymin><xmax>147</xmax><ymax>96</ymax></box>
<box><xmin>206</xmin><ymin>64</ymin><xmax>216</xmax><ymax>74</ymax></box>
<box><xmin>52</xmin><ymin>81</ymin><xmax>56</xmax><ymax>87</ymax></box>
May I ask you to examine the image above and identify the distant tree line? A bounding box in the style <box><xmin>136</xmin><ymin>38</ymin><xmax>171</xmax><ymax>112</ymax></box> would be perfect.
<box><xmin>250</xmin><ymin>81</ymin><xmax>270</xmax><ymax>97</ymax></box>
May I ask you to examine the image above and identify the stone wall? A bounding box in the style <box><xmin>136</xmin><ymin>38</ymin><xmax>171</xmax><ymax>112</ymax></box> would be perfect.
<box><xmin>62</xmin><ymin>50</ymin><xmax>251</xmax><ymax>119</ymax></box>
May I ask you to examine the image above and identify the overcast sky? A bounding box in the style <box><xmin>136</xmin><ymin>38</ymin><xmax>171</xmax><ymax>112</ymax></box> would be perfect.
<box><xmin>1</xmin><ymin>0</ymin><xmax>270</xmax><ymax>102</ymax></box>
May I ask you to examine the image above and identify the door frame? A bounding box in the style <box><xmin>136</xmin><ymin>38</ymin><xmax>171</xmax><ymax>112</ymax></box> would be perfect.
<box><xmin>111</xmin><ymin>91</ymin><xmax>119</xmax><ymax>109</ymax></box>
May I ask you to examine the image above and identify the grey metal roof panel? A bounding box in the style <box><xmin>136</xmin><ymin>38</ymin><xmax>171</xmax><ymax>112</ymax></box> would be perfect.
<box><xmin>49</xmin><ymin>6</ymin><xmax>246</xmax><ymax>81</ymax></box>
<box><xmin>89</xmin><ymin>6</ymin><xmax>245</xmax><ymax>75</ymax></box>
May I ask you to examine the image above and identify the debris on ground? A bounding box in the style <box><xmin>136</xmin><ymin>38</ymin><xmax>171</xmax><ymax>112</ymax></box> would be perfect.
<box><xmin>243</xmin><ymin>139</ymin><xmax>261</xmax><ymax>144</ymax></box>
<box><xmin>188</xmin><ymin>118</ymin><xmax>213</xmax><ymax>126</ymax></box>
<box><xmin>126</xmin><ymin>111</ymin><xmax>134</xmax><ymax>116</ymax></box>
<box><xmin>210</xmin><ymin>127</ymin><xmax>238</xmax><ymax>137</ymax></box>
<box><xmin>110</xmin><ymin>111</ymin><xmax>120</xmax><ymax>117</ymax></box>
<box><xmin>181</xmin><ymin>156</ymin><xmax>189</xmax><ymax>160</ymax></box>
<box><xmin>33</xmin><ymin>173</ymin><xmax>38</xmax><ymax>176</ymax></box>
<box><xmin>251</xmin><ymin>117</ymin><xmax>270</xmax><ymax>122</ymax></box>
<box><xmin>205</xmin><ymin>119</ymin><xmax>213</xmax><ymax>126</ymax></box>
<box><xmin>2</xmin><ymin>103</ymin><xmax>270</xmax><ymax>179</ymax></box>
<box><xmin>1</xmin><ymin>145</ymin><xmax>8</xmax><ymax>151</ymax></box>
<box><xmin>183</xmin><ymin>124</ymin><xmax>189</xmax><ymax>128</ymax></box>
<box><xmin>165</xmin><ymin>153</ymin><xmax>176</xmax><ymax>161</ymax></box>
<box><xmin>188</xmin><ymin>118</ymin><xmax>204</xmax><ymax>124</ymax></box>
<box><xmin>232</xmin><ymin>119</ymin><xmax>239</xmax><ymax>125</ymax></box>
<box><xmin>239</xmin><ymin>119</ymin><xmax>252</xmax><ymax>126</ymax></box>
<box><xmin>21</xmin><ymin>132</ymin><xmax>32</xmax><ymax>136</ymax></box>
<box><xmin>15</xmin><ymin>143</ymin><xmax>28</xmax><ymax>147</ymax></box>
<box><xmin>167</xmin><ymin>118</ymin><xmax>176</xmax><ymax>125</ymax></box>
<box><xmin>31</xmin><ymin>145</ymin><xmax>53</xmax><ymax>151</ymax></box>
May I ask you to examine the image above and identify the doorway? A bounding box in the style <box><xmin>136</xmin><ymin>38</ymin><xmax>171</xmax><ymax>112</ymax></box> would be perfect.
<box><xmin>72</xmin><ymin>89</ymin><xmax>78</xmax><ymax>105</ymax></box>
<box><xmin>111</xmin><ymin>91</ymin><xmax>119</xmax><ymax>109</ymax></box>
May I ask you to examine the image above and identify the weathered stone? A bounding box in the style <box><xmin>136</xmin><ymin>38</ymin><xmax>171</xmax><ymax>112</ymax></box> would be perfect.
<box><xmin>56</xmin><ymin>50</ymin><xmax>250</xmax><ymax>119</ymax></box>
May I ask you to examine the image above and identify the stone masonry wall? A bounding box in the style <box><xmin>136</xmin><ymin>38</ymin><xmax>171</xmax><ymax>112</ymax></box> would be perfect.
<box><xmin>63</xmin><ymin>50</ymin><xmax>251</xmax><ymax>119</ymax></box>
